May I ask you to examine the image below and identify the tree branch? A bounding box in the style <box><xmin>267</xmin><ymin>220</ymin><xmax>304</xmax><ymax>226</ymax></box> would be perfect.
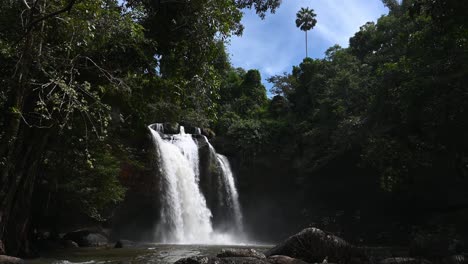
<box><xmin>22</xmin><ymin>0</ymin><xmax>31</xmax><ymax>9</ymax></box>
<box><xmin>26</xmin><ymin>0</ymin><xmax>77</xmax><ymax>33</ymax></box>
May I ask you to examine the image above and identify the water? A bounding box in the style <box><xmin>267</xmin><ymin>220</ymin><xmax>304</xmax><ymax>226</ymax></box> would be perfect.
<box><xmin>148</xmin><ymin>124</ymin><xmax>245</xmax><ymax>245</ymax></box>
<box><xmin>216</xmin><ymin>154</ymin><xmax>244</xmax><ymax>234</ymax></box>
<box><xmin>26</xmin><ymin>244</ymin><xmax>272</xmax><ymax>264</ymax></box>
<box><xmin>149</xmin><ymin>127</ymin><xmax>213</xmax><ymax>243</ymax></box>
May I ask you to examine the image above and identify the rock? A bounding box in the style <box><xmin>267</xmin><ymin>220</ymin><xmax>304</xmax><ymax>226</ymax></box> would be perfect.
<box><xmin>175</xmin><ymin>256</ymin><xmax>270</xmax><ymax>264</ymax></box>
<box><xmin>84</xmin><ymin>233</ymin><xmax>108</xmax><ymax>247</ymax></box>
<box><xmin>217</xmin><ymin>248</ymin><xmax>266</xmax><ymax>259</ymax></box>
<box><xmin>201</xmin><ymin>128</ymin><xmax>216</xmax><ymax>139</ymax></box>
<box><xmin>0</xmin><ymin>255</ymin><xmax>24</xmax><ymax>264</ymax></box>
<box><xmin>265</xmin><ymin>228</ymin><xmax>366</xmax><ymax>264</ymax></box>
<box><xmin>62</xmin><ymin>230</ymin><xmax>108</xmax><ymax>247</ymax></box>
<box><xmin>63</xmin><ymin>240</ymin><xmax>79</xmax><ymax>248</ymax></box>
<box><xmin>164</xmin><ymin>122</ymin><xmax>180</xmax><ymax>134</ymax></box>
<box><xmin>444</xmin><ymin>255</ymin><xmax>468</xmax><ymax>264</ymax></box>
<box><xmin>180</xmin><ymin>124</ymin><xmax>199</xmax><ymax>134</ymax></box>
<box><xmin>379</xmin><ymin>258</ymin><xmax>431</xmax><ymax>264</ymax></box>
<box><xmin>62</xmin><ymin>229</ymin><xmax>90</xmax><ymax>245</ymax></box>
<box><xmin>267</xmin><ymin>255</ymin><xmax>310</xmax><ymax>264</ymax></box>
<box><xmin>114</xmin><ymin>239</ymin><xmax>135</xmax><ymax>248</ymax></box>
<box><xmin>114</xmin><ymin>240</ymin><xmax>123</xmax><ymax>248</ymax></box>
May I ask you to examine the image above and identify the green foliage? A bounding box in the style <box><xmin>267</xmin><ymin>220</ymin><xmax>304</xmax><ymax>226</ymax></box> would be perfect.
<box><xmin>44</xmin><ymin>142</ymin><xmax>125</xmax><ymax>221</ymax></box>
<box><xmin>295</xmin><ymin>7</ymin><xmax>317</xmax><ymax>32</ymax></box>
<box><xmin>258</xmin><ymin>0</ymin><xmax>468</xmax><ymax>200</ymax></box>
<box><xmin>234</xmin><ymin>0</ymin><xmax>281</xmax><ymax>19</ymax></box>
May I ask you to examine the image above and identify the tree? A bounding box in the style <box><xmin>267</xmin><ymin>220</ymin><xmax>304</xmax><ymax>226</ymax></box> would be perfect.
<box><xmin>0</xmin><ymin>0</ymin><xmax>149</xmax><ymax>255</ymax></box>
<box><xmin>296</xmin><ymin>7</ymin><xmax>317</xmax><ymax>58</ymax></box>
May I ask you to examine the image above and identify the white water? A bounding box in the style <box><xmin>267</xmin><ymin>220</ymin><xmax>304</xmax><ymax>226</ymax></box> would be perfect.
<box><xmin>216</xmin><ymin>154</ymin><xmax>244</xmax><ymax>234</ymax></box>
<box><xmin>148</xmin><ymin>124</ymin><xmax>245</xmax><ymax>244</ymax></box>
<box><xmin>170</xmin><ymin>128</ymin><xmax>200</xmax><ymax>182</ymax></box>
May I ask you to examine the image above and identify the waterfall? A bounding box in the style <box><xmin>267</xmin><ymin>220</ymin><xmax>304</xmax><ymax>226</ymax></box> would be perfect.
<box><xmin>148</xmin><ymin>124</ymin><xmax>245</xmax><ymax>244</ymax></box>
<box><xmin>216</xmin><ymin>154</ymin><xmax>244</xmax><ymax>234</ymax></box>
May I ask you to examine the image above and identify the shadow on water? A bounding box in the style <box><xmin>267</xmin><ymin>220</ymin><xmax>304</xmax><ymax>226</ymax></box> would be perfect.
<box><xmin>26</xmin><ymin>244</ymin><xmax>273</xmax><ymax>264</ymax></box>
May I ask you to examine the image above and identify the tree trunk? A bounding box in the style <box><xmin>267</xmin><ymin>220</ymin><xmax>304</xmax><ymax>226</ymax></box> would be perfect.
<box><xmin>0</xmin><ymin>6</ymin><xmax>39</xmax><ymax>255</ymax></box>
<box><xmin>305</xmin><ymin>30</ymin><xmax>308</xmax><ymax>58</ymax></box>
<box><xmin>1</xmin><ymin>127</ymin><xmax>50</xmax><ymax>256</ymax></box>
<box><xmin>0</xmin><ymin>31</ymin><xmax>36</xmax><ymax>256</ymax></box>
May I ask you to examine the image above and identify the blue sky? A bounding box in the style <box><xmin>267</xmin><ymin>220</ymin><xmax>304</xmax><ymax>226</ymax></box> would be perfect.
<box><xmin>227</xmin><ymin>0</ymin><xmax>388</xmax><ymax>91</ymax></box>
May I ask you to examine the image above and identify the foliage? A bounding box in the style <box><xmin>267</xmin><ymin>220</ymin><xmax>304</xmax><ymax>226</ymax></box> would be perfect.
<box><xmin>261</xmin><ymin>0</ymin><xmax>468</xmax><ymax>198</ymax></box>
<box><xmin>0</xmin><ymin>0</ymin><xmax>284</xmax><ymax>255</ymax></box>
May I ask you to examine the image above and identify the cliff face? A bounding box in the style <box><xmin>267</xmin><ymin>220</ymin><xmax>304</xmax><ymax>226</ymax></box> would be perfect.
<box><xmin>112</xmin><ymin>163</ymin><xmax>160</xmax><ymax>241</ymax></box>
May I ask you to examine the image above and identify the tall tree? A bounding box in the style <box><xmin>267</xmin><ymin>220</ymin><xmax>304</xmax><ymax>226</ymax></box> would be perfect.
<box><xmin>0</xmin><ymin>0</ymin><xmax>149</xmax><ymax>255</ymax></box>
<box><xmin>296</xmin><ymin>7</ymin><xmax>317</xmax><ymax>58</ymax></box>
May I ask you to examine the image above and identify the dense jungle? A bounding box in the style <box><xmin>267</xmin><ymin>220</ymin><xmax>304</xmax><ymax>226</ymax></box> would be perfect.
<box><xmin>0</xmin><ymin>0</ymin><xmax>467</xmax><ymax>263</ymax></box>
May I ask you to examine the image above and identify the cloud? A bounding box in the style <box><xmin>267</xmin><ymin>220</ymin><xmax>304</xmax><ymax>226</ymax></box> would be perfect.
<box><xmin>227</xmin><ymin>0</ymin><xmax>388</xmax><ymax>91</ymax></box>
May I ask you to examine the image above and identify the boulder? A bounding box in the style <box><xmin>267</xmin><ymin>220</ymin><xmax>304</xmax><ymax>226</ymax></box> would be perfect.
<box><xmin>217</xmin><ymin>248</ymin><xmax>266</xmax><ymax>259</ymax></box>
<box><xmin>0</xmin><ymin>255</ymin><xmax>23</xmax><ymax>264</ymax></box>
<box><xmin>175</xmin><ymin>256</ymin><xmax>269</xmax><ymax>264</ymax></box>
<box><xmin>62</xmin><ymin>230</ymin><xmax>108</xmax><ymax>247</ymax></box>
<box><xmin>83</xmin><ymin>233</ymin><xmax>108</xmax><ymax>247</ymax></box>
<box><xmin>265</xmin><ymin>228</ymin><xmax>366</xmax><ymax>264</ymax></box>
<box><xmin>267</xmin><ymin>255</ymin><xmax>310</xmax><ymax>264</ymax></box>
<box><xmin>114</xmin><ymin>240</ymin><xmax>123</xmax><ymax>248</ymax></box>
<box><xmin>63</xmin><ymin>240</ymin><xmax>79</xmax><ymax>248</ymax></box>
<box><xmin>379</xmin><ymin>258</ymin><xmax>431</xmax><ymax>264</ymax></box>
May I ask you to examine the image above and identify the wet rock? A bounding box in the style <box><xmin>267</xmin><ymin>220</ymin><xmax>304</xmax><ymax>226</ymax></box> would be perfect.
<box><xmin>164</xmin><ymin>122</ymin><xmax>180</xmax><ymax>134</ymax></box>
<box><xmin>83</xmin><ymin>233</ymin><xmax>108</xmax><ymax>247</ymax></box>
<box><xmin>265</xmin><ymin>228</ymin><xmax>366</xmax><ymax>264</ymax></box>
<box><xmin>63</xmin><ymin>240</ymin><xmax>79</xmax><ymax>248</ymax></box>
<box><xmin>379</xmin><ymin>258</ymin><xmax>431</xmax><ymax>264</ymax></box>
<box><xmin>267</xmin><ymin>255</ymin><xmax>310</xmax><ymax>264</ymax></box>
<box><xmin>113</xmin><ymin>239</ymin><xmax>136</xmax><ymax>248</ymax></box>
<box><xmin>0</xmin><ymin>255</ymin><xmax>24</xmax><ymax>264</ymax></box>
<box><xmin>114</xmin><ymin>240</ymin><xmax>123</xmax><ymax>248</ymax></box>
<box><xmin>175</xmin><ymin>256</ymin><xmax>270</xmax><ymax>264</ymax></box>
<box><xmin>180</xmin><ymin>125</ymin><xmax>199</xmax><ymax>134</ymax></box>
<box><xmin>201</xmin><ymin>128</ymin><xmax>216</xmax><ymax>139</ymax></box>
<box><xmin>62</xmin><ymin>230</ymin><xmax>108</xmax><ymax>247</ymax></box>
<box><xmin>217</xmin><ymin>248</ymin><xmax>266</xmax><ymax>259</ymax></box>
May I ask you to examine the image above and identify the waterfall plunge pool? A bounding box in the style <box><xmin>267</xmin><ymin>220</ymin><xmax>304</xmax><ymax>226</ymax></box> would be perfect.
<box><xmin>25</xmin><ymin>244</ymin><xmax>273</xmax><ymax>264</ymax></box>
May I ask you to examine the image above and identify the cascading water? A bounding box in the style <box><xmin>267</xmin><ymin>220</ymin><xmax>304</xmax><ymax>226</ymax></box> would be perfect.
<box><xmin>148</xmin><ymin>123</ymin><xmax>245</xmax><ymax>244</ymax></box>
<box><xmin>216</xmin><ymin>154</ymin><xmax>244</xmax><ymax>234</ymax></box>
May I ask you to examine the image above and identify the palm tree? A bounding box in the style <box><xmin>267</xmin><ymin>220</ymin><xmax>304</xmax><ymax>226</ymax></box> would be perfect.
<box><xmin>296</xmin><ymin>7</ymin><xmax>317</xmax><ymax>58</ymax></box>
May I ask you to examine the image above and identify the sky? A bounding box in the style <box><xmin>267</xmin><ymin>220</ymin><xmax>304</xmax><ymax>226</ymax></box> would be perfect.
<box><xmin>227</xmin><ymin>0</ymin><xmax>389</xmax><ymax>91</ymax></box>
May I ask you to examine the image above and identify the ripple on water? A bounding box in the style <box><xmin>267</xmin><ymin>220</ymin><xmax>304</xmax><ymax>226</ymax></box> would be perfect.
<box><xmin>26</xmin><ymin>244</ymin><xmax>272</xmax><ymax>264</ymax></box>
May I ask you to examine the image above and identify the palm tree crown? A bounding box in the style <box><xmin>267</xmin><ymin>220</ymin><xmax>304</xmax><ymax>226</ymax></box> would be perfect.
<box><xmin>296</xmin><ymin>7</ymin><xmax>317</xmax><ymax>58</ymax></box>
